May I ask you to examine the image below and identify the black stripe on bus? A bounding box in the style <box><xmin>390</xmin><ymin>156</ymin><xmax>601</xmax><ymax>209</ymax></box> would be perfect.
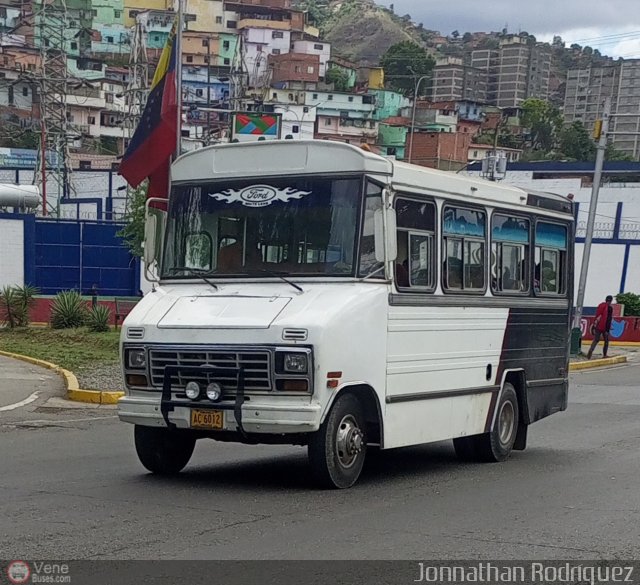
<box><xmin>386</xmin><ymin>385</ymin><xmax>500</xmax><ymax>404</ymax></box>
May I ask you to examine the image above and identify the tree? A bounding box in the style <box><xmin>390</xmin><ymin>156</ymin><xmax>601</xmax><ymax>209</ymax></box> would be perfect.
<box><xmin>521</xmin><ymin>98</ymin><xmax>563</xmax><ymax>152</ymax></box>
<box><xmin>558</xmin><ymin>121</ymin><xmax>596</xmax><ymax>160</ymax></box>
<box><xmin>325</xmin><ymin>67</ymin><xmax>351</xmax><ymax>92</ymax></box>
<box><xmin>117</xmin><ymin>184</ymin><xmax>147</xmax><ymax>258</ymax></box>
<box><xmin>380</xmin><ymin>41</ymin><xmax>435</xmax><ymax>94</ymax></box>
<box><xmin>605</xmin><ymin>143</ymin><xmax>635</xmax><ymax>161</ymax></box>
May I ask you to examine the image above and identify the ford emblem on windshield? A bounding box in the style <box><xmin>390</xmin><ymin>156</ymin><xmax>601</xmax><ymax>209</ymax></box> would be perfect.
<box><xmin>209</xmin><ymin>185</ymin><xmax>311</xmax><ymax>207</ymax></box>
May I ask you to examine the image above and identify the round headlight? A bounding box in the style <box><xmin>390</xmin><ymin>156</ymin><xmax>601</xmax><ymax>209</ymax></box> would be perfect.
<box><xmin>185</xmin><ymin>381</ymin><xmax>201</xmax><ymax>400</ymax></box>
<box><xmin>206</xmin><ymin>382</ymin><xmax>222</xmax><ymax>402</ymax></box>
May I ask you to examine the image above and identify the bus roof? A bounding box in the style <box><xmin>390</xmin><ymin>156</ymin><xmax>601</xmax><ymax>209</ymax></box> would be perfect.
<box><xmin>171</xmin><ymin>140</ymin><xmax>573</xmax><ymax>216</ymax></box>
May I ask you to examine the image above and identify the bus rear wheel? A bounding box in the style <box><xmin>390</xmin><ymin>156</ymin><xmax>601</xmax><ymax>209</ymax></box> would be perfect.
<box><xmin>134</xmin><ymin>425</ymin><xmax>196</xmax><ymax>475</ymax></box>
<box><xmin>308</xmin><ymin>393</ymin><xmax>367</xmax><ymax>489</ymax></box>
<box><xmin>453</xmin><ymin>383</ymin><xmax>519</xmax><ymax>463</ymax></box>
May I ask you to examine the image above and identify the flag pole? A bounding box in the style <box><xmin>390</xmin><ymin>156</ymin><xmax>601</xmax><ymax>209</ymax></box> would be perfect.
<box><xmin>175</xmin><ymin>0</ymin><xmax>183</xmax><ymax>158</ymax></box>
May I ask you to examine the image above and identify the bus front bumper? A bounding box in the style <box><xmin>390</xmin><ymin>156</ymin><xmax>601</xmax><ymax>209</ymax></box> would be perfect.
<box><xmin>118</xmin><ymin>395</ymin><xmax>322</xmax><ymax>435</ymax></box>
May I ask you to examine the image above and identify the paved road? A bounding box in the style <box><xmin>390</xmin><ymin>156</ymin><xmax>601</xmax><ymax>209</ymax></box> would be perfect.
<box><xmin>0</xmin><ymin>355</ymin><xmax>62</xmax><ymax>410</ymax></box>
<box><xmin>1</xmin><ymin>359</ymin><xmax>639</xmax><ymax>560</ymax></box>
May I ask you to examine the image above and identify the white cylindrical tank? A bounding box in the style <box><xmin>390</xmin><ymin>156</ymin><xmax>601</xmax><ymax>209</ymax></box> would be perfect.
<box><xmin>0</xmin><ymin>184</ymin><xmax>41</xmax><ymax>209</ymax></box>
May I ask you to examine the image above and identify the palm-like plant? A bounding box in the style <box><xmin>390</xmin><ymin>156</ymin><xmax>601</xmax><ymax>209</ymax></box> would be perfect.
<box><xmin>50</xmin><ymin>290</ymin><xmax>88</xmax><ymax>329</ymax></box>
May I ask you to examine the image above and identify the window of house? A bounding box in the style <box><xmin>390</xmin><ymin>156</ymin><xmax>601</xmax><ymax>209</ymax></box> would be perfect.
<box><xmin>186</xmin><ymin>55</ymin><xmax>193</xmax><ymax>63</ymax></box>
<box><xmin>348</xmin><ymin>96</ymin><xmax>354</xmax><ymax>102</ymax></box>
<box><xmin>227</xmin><ymin>20</ymin><xmax>237</xmax><ymax>29</ymax></box>
<box><xmin>324</xmin><ymin>118</ymin><xmax>331</xmax><ymax>126</ymax></box>
<box><xmin>328</xmin><ymin>94</ymin><xmax>333</xmax><ymax>100</ymax></box>
<box><xmin>114</xmin><ymin>9</ymin><xmax>121</xmax><ymax>18</ymax></box>
<box><xmin>216</xmin><ymin>16</ymin><xmax>223</xmax><ymax>24</ymax></box>
<box><xmin>8</xmin><ymin>86</ymin><xmax>14</xmax><ymax>104</ymax></box>
<box><xmin>88</xmin><ymin>116</ymin><xmax>96</xmax><ymax>124</ymax></box>
<box><xmin>105</xmin><ymin>93</ymin><xmax>114</xmax><ymax>103</ymax></box>
<box><xmin>107</xmin><ymin>36</ymin><xmax>114</xmax><ymax>43</ymax></box>
<box><xmin>307</xmin><ymin>66</ymin><xmax>314</xmax><ymax>74</ymax></box>
<box><xmin>92</xmin><ymin>9</ymin><xmax>97</xmax><ymax>16</ymax></box>
<box><xmin>491</xmin><ymin>214</ymin><xmax>530</xmax><ymax>294</ymax></box>
<box><xmin>224</xmin><ymin>58</ymin><xmax>230</xmax><ymax>65</ymax></box>
<box><xmin>204</xmin><ymin>56</ymin><xmax>209</xmax><ymax>63</ymax></box>
<box><xmin>129</xmin><ymin>10</ymin><xmax>138</xmax><ymax>17</ymax></box>
<box><xmin>443</xmin><ymin>205</ymin><xmax>486</xmax><ymax>292</ymax></box>
<box><xmin>312</xmin><ymin>93</ymin><xmax>318</xmax><ymax>99</ymax></box>
<box><xmin>223</xmin><ymin>40</ymin><xmax>230</xmax><ymax>50</ymax></box>
<box><xmin>395</xmin><ymin>198</ymin><xmax>437</xmax><ymax>290</ymax></box>
<box><xmin>272</xmin><ymin>92</ymin><xmax>278</xmax><ymax>99</ymax></box>
<box><xmin>272</xmin><ymin>49</ymin><xmax>281</xmax><ymax>55</ymax></box>
<box><xmin>272</xmin><ymin>31</ymin><xmax>284</xmax><ymax>39</ymax></box>
<box><xmin>70</xmin><ymin>42</ymin><xmax>78</xmax><ymax>50</ymax></box>
<box><xmin>314</xmin><ymin>43</ymin><xmax>323</xmax><ymax>50</ymax></box>
<box><xmin>22</xmin><ymin>87</ymin><xmax>29</xmax><ymax>97</ymax></box>
<box><xmin>202</xmin><ymin>39</ymin><xmax>208</xmax><ymax>47</ymax></box>
<box><xmin>292</xmin><ymin>125</ymin><xmax>300</xmax><ymax>133</ymax></box>
<box><xmin>534</xmin><ymin>222</ymin><xmax>567</xmax><ymax>295</ymax></box>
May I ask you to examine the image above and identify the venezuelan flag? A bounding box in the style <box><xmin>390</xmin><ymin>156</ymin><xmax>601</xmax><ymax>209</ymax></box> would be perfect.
<box><xmin>119</xmin><ymin>20</ymin><xmax>179</xmax><ymax>198</ymax></box>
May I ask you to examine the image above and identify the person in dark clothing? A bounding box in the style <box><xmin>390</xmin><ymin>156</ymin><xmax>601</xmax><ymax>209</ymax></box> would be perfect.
<box><xmin>587</xmin><ymin>295</ymin><xmax>614</xmax><ymax>359</ymax></box>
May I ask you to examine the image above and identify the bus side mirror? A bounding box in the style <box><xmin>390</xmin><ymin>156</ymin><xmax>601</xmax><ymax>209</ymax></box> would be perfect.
<box><xmin>374</xmin><ymin>208</ymin><xmax>397</xmax><ymax>263</ymax></box>
<box><xmin>374</xmin><ymin>209</ymin><xmax>385</xmax><ymax>263</ymax></box>
<box><xmin>143</xmin><ymin>213</ymin><xmax>157</xmax><ymax>267</ymax></box>
<box><xmin>387</xmin><ymin>208</ymin><xmax>397</xmax><ymax>262</ymax></box>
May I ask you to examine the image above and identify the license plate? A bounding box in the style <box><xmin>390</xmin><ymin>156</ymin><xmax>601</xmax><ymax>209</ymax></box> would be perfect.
<box><xmin>190</xmin><ymin>409</ymin><xmax>224</xmax><ymax>430</ymax></box>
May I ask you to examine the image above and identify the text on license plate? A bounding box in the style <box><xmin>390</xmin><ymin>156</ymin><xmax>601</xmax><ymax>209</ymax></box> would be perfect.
<box><xmin>190</xmin><ymin>409</ymin><xmax>224</xmax><ymax>430</ymax></box>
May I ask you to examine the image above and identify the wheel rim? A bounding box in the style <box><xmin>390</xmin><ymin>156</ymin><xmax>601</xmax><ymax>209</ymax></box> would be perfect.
<box><xmin>335</xmin><ymin>414</ymin><xmax>364</xmax><ymax>469</ymax></box>
<box><xmin>498</xmin><ymin>400</ymin><xmax>515</xmax><ymax>446</ymax></box>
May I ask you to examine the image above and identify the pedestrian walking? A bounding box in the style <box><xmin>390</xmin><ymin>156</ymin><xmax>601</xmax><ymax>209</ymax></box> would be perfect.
<box><xmin>587</xmin><ymin>295</ymin><xmax>614</xmax><ymax>359</ymax></box>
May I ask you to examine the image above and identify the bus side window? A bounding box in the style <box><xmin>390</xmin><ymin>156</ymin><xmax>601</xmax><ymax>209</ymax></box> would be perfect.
<box><xmin>394</xmin><ymin>197</ymin><xmax>436</xmax><ymax>291</ymax></box>
<box><xmin>491</xmin><ymin>214</ymin><xmax>530</xmax><ymax>294</ymax></box>
<box><xmin>534</xmin><ymin>222</ymin><xmax>568</xmax><ymax>295</ymax></box>
<box><xmin>442</xmin><ymin>205</ymin><xmax>486</xmax><ymax>293</ymax></box>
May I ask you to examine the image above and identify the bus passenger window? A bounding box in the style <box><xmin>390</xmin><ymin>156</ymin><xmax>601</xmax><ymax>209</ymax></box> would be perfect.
<box><xmin>443</xmin><ymin>206</ymin><xmax>486</xmax><ymax>292</ymax></box>
<box><xmin>534</xmin><ymin>222</ymin><xmax>567</xmax><ymax>295</ymax></box>
<box><xmin>491</xmin><ymin>215</ymin><xmax>530</xmax><ymax>294</ymax></box>
<box><xmin>394</xmin><ymin>197</ymin><xmax>436</xmax><ymax>291</ymax></box>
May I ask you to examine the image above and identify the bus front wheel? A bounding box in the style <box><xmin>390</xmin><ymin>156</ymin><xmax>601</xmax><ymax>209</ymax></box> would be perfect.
<box><xmin>134</xmin><ymin>425</ymin><xmax>196</xmax><ymax>475</ymax></box>
<box><xmin>453</xmin><ymin>383</ymin><xmax>519</xmax><ymax>463</ymax></box>
<box><xmin>308</xmin><ymin>393</ymin><xmax>367</xmax><ymax>489</ymax></box>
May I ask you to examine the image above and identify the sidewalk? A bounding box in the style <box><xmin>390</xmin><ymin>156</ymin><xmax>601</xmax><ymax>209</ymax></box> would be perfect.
<box><xmin>569</xmin><ymin>344</ymin><xmax>637</xmax><ymax>371</ymax></box>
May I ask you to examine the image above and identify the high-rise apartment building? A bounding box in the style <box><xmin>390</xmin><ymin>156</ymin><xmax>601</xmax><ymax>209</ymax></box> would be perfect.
<box><xmin>471</xmin><ymin>35</ymin><xmax>551</xmax><ymax>108</ymax></box>
<box><xmin>564</xmin><ymin>60</ymin><xmax>640</xmax><ymax>160</ymax></box>
<box><xmin>612</xmin><ymin>59</ymin><xmax>640</xmax><ymax>159</ymax></box>
<box><xmin>431</xmin><ymin>57</ymin><xmax>487</xmax><ymax>103</ymax></box>
<box><xmin>563</xmin><ymin>66</ymin><xmax>619</xmax><ymax>132</ymax></box>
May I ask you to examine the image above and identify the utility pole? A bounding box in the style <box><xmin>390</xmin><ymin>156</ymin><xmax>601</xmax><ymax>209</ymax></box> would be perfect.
<box><xmin>408</xmin><ymin>73</ymin><xmax>430</xmax><ymax>164</ymax></box>
<box><xmin>572</xmin><ymin>96</ymin><xmax>611</xmax><ymax>336</ymax></box>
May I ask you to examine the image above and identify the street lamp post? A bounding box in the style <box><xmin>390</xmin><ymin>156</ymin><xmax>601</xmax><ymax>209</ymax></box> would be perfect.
<box><xmin>408</xmin><ymin>75</ymin><xmax>430</xmax><ymax>164</ymax></box>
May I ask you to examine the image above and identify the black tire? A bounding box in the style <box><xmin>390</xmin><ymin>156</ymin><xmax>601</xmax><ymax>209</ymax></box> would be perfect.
<box><xmin>308</xmin><ymin>393</ymin><xmax>367</xmax><ymax>489</ymax></box>
<box><xmin>453</xmin><ymin>383</ymin><xmax>519</xmax><ymax>463</ymax></box>
<box><xmin>134</xmin><ymin>425</ymin><xmax>196</xmax><ymax>475</ymax></box>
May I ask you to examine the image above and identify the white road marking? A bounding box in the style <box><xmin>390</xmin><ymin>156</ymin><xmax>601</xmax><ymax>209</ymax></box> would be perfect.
<box><xmin>0</xmin><ymin>392</ymin><xmax>39</xmax><ymax>412</ymax></box>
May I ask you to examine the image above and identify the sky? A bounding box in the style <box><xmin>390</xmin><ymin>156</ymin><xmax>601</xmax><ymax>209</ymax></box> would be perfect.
<box><xmin>378</xmin><ymin>0</ymin><xmax>640</xmax><ymax>59</ymax></box>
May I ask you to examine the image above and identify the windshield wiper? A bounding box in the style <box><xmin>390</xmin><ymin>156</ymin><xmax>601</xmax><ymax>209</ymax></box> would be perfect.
<box><xmin>166</xmin><ymin>267</ymin><xmax>219</xmax><ymax>291</ymax></box>
<box><xmin>244</xmin><ymin>269</ymin><xmax>304</xmax><ymax>293</ymax></box>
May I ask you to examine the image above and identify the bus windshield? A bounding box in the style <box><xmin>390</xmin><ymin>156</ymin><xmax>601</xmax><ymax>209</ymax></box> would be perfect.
<box><xmin>162</xmin><ymin>176</ymin><xmax>364</xmax><ymax>279</ymax></box>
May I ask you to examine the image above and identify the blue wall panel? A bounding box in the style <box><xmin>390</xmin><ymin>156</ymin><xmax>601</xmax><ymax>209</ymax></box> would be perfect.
<box><xmin>33</xmin><ymin>219</ymin><xmax>137</xmax><ymax>296</ymax></box>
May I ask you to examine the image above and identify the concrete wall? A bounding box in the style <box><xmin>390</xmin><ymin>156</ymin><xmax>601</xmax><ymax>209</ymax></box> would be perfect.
<box><xmin>0</xmin><ymin>217</ymin><xmax>24</xmax><ymax>287</ymax></box>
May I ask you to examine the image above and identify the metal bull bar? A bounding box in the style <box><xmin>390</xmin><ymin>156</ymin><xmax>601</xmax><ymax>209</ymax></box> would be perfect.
<box><xmin>160</xmin><ymin>365</ymin><xmax>247</xmax><ymax>437</ymax></box>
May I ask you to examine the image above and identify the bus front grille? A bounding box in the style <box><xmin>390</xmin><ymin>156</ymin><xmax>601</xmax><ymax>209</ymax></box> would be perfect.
<box><xmin>149</xmin><ymin>347</ymin><xmax>272</xmax><ymax>393</ymax></box>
